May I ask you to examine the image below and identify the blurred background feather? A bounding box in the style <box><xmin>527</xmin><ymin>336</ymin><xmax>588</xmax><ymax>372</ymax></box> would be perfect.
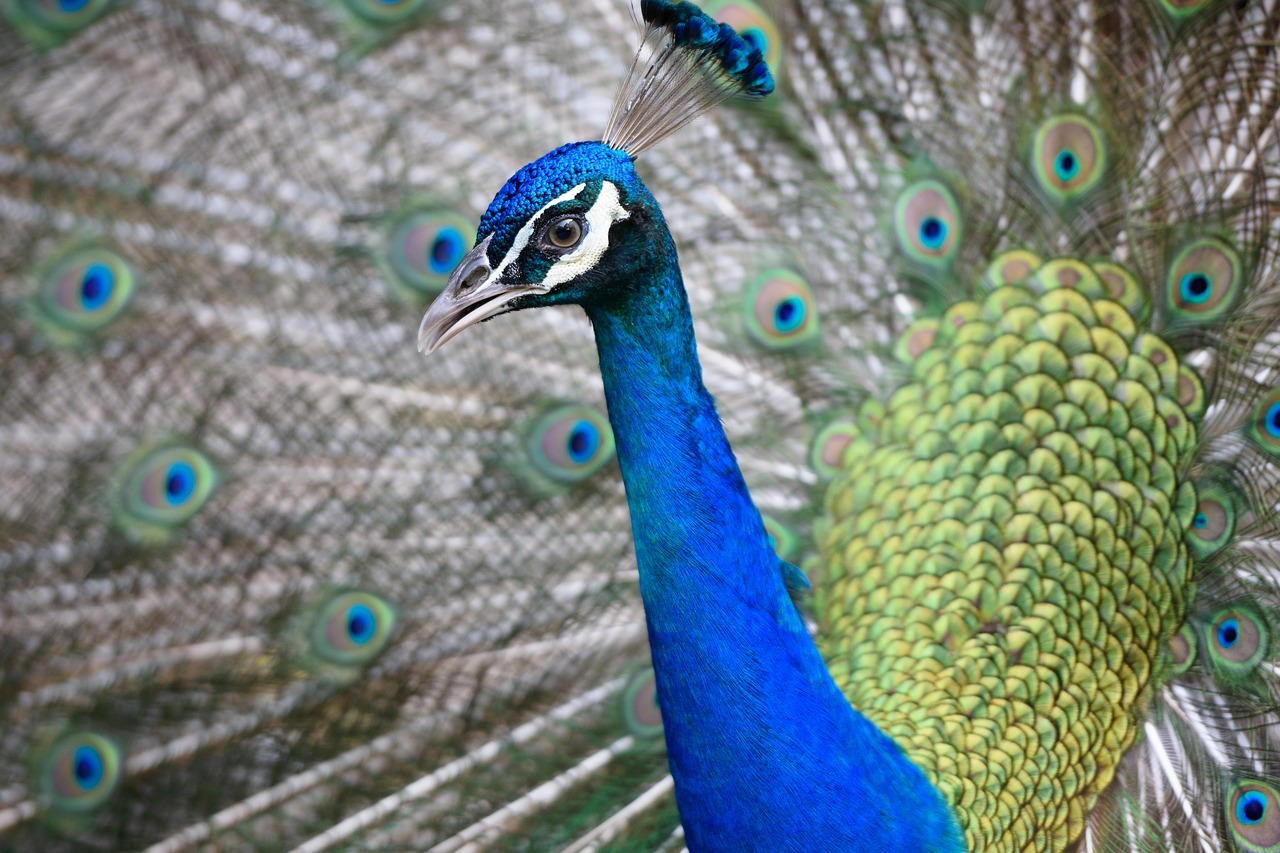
<box><xmin>1</xmin><ymin>0</ymin><xmax>1279</xmax><ymax>851</ymax></box>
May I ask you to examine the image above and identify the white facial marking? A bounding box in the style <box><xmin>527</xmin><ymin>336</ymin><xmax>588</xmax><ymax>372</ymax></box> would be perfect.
<box><xmin>491</xmin><ymin>183</ymin><xmax>586</xmax><ymax>281</ymax></box>
<box><xmin>542</xmin><ymin>181</ymin><xmax>631</xmax><ymax>288</ymax></box>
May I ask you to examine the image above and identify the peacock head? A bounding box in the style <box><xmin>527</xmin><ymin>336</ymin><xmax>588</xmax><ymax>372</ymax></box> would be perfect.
<box><xmin>417</xmin><ymin>142</ymin><xmax>664</xmax><ymax>352</ymax></box>
<box><xmin>419</xmin><ymin>0</ymin><xmax>772</xmax><ymax>354</ymax></box>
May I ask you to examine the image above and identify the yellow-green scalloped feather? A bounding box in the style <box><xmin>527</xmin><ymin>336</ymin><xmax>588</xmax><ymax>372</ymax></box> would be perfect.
<box><xmin>818</xmin><ymin>260</ymin><xmax>1204</xmax><ymax>851</ymax></box>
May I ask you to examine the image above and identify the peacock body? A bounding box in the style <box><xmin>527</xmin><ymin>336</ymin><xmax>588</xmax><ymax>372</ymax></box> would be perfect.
<box><xmin>2</xmin><ymin>0</ymin><xmax>1280</xmax><ymax>851</ymax></box>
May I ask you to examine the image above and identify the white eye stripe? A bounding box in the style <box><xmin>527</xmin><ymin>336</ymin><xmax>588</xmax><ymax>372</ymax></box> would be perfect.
<box><xmin>542</xmin><ymin>181</ymin><xmax>630</xmax><ymax>288</ymax></box>
<box><xmin>490</xmin><ymin>182</ymin><xmax>586</xmax><ymax>281</ymax></box>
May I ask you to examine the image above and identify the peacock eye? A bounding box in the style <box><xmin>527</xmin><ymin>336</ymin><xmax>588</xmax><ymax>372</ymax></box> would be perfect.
<box><xmin>543</xmin><ymin>216</ymin><xmax>585</xmax><ymax>251</ymax></box>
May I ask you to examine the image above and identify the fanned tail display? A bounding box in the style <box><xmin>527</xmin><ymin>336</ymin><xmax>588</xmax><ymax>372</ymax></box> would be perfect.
<box><xmin>1</xmin><ymin>1</ymin><xmax>1279</xmax><ymax>851</ymax></box>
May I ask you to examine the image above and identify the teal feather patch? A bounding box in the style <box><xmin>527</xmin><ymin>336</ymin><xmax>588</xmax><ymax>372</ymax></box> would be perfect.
<box><xmin>109</xmin><ymin>444</ymin><xmax>219</xmax><ymax>545</ymax></box>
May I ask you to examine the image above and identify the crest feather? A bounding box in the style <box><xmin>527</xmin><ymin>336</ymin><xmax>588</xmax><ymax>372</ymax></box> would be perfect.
<box><xmin>602</xmin><ymin>0</ymin><xmax>774</xmax><ymax>156</ymax></box>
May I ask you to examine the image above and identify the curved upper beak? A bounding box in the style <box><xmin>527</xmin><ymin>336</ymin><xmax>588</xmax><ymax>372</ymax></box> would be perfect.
<box><xmin>417</xmin><ymin>234</ymin><xmax>544</xmax><ymax>353</ymax></box>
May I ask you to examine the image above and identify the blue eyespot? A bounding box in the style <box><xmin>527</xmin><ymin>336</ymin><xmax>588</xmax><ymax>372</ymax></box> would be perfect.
<box><xmin>919</xmin><ymin>217</ymin><xmax>947</xmax><ymax>250</ymax></box>
<box><xmin>429</xmin><ymin>226</ymin><xmax>465</xmax><ymax>275</ymax></box>
<box><xmin>1203</xmin><ymin>607</ymin><xmax>1269</xmax><ymax>684</ymax></box>
<box><xmin>382</xmin><ymin>208</ymin><xmax>476</xmax><ymax>299</ymax></box>
<box><xmin>1250</xmin><ymin>390</ymin><xmax>1280</xmax><ymax>456</ymax></box>
<box><xmin>744</xmin><ymin>269</ymin><xmax>818</xmax><ymax>349</ymax></box>
<box><xmin>1033</xmin><ymin>115</ymin><xmax>1106</xmax><ymax>200</ymax></box>
<box><xmin>1239</xmin><ymin>791</ymin><xmax>1268</xmax><ymax>825</ymax></box>
<box><xmin>1193</xmin><ymin>512</ymin><xmax>1208</xmax><ymax>529</ymax></box>
<box><xmin>893</xmin><ymin>179</ymin><xmax>962</xmax><ymax>267</ymax></box>
<box><xmin>113</xmin><ymin>445</ymin><xmax>219</xmax><ymax>542</ymax></box>
<box><xmin>72</xmin><ymin>746</ymin><xmax>103</xmax><ymax>790</ymax></box>
<box><xmin>1230</xmin><ymin>780</ymin><xmax>1280</xmax><ymax>850</ymax></box>
<box><xmin>31</xmin><ymin>245</ymin><xmax>136</xmax><ymax>342</ymax></box>
<box><xmin>34</xmin><ymin>732</ymin><xmax>121</xmax><ymax>815</ymax></box>
<box><xmin>773</xmin><ymin>296</ymin><xmax>806</xmax><ymax>334</ymax></box>
<box><xmin>312</xmin><ymin>591</ymin><xmax>397</xmax><ymax>667</ymax></box>
<box><xmin>566</xmin><ymin>420</ymin><xmax>600</xmax><ymax>464</ymax></box>
<box><xmin>1054</xmin><ymin>149</ymin><xmax>1080</xmax><ymax>181</ymax></box>
<box><xmin>1166</xmin><ymin>238</ymin><xmax>1241</xmax><ymax>324</ymax></box>
<box><xmin>1179</xmin><ymin>272</ymin><xmax>1212</xmax><ymax>304</ymax></box>
<box><xmin>164</xmin><ymin>461</ymin><xmax>196</xmax><ymax>506</ymax></box>
<box><xmin>1219</xmin><ymin>618</ymin><xmax>1241</xmax><ymax>649</ymax></box>
<box><xmin>524</xmin><ymin>405</ymin><xmax>615</xmax><ymax>486</ymax></box>
<box><xmin>346</xmin><ymin>602</ymin><xmax>376</xmax><ymax>645</ymax></box>
<box><xmin>79</xmin><ymin>263</ymin><xmax>113</xmax><ymax>310</ymax></box>
<box><xmin>1267</xmin><ymin>402</ymin><xmax>1280</xmax><ymax>438</ymax></box>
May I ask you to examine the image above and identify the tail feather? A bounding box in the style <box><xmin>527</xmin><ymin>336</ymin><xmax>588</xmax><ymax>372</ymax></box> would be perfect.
<box><xmin>5</xmin><ymin>0</ymin><xmax>1280</xmax><ymax>850</ymax></box>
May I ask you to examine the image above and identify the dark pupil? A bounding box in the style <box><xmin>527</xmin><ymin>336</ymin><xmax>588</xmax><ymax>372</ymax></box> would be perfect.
<box><xmin>75</xmin><ymin>756</ymin><xmax>94</xmax><ymax>781</ymax></box>
<box><xmin>1223</xmin><ymin>624</ymin><xmax>1239</xmax><ymax>645</ymax></box>
<box><xmin>1271</xmin><ymin>408</ymin><xmax>1280</xmax><ymax>431</ymax></box>
<box><xmin>554</xmin><ymin>221</ymin><xmax>577</xmax><ymax>245</ymax></box>
<box><xmin>431</xmin><ymin>237</ymin><xmax>453</xmax><ymax>265</ymax></box>
<box><xmin>166</xmin><ymin>473</ymin><xmax>184</xmax><ymax>496</ymax></box>
<box><xmin>922</xmin><ymin>218</ymin><xmax>942</xmax><ymax>241</ymax></box>
<box><xmin>776</xmin><ymin>301</ymin><xmax>796</xmax><ymax>323</ymax></box>
<box><xmin>349</xmin><ymin>613</ymin><xmax>369</xmax><ymax>636</ymax></box>
<box><xmin>1188</xmin><ymin>274</ymin><xmax>1209</xmax><ymax>296</ymax></box>
<box><xmin>1059</xmin><ymin>152</ymin><xmax>1075</xmax><ymax>171</ymax></box>
<box><xmin>82</xmin><ymin>272</ymin><xmax>104</xmax><ymax>301</ymax></box>
<box><xmin>1246</xmin><ymin>798</ymin><xmax>1265</xmax><ymax>822</ymax></box>
<box><xmin>569</xmin><ymin>428</ymin><xmax>590</xmax><ymax>456</ymax></box>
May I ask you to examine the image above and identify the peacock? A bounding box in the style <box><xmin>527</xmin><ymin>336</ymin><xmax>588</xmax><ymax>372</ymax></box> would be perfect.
<box><xmin>2</xmin><ymin>0</ymin><xmax>1279</xmax><ymax>850</ymax></box>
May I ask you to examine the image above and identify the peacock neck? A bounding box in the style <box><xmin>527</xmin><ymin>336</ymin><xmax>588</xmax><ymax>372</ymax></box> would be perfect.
<box><xmin>584</xmin><ymin>232</ymin><xmax>964</xmax><ymax>853</ymax></box>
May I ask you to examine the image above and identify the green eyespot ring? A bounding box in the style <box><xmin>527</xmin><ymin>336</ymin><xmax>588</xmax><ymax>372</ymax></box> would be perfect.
<box><xmin>311</xmin><ymin>591</ymin><xmax>398</xmax><ymax>667</ymax></box>
<box><xmin>1187</xmin><ymin>480</ymin><xmax>1238</xmax><ymax>558</ymax></box>
<box><xmin>1164</xmin><ymin>237</ymin><xmax>1242</xmax><ymax>326</ymax></box>
<box><xmin>381</xmin><ymin>208</ymin><xmax>476</xmax><ymax>299</ymax></box>
<box><xmin>28</xmin><ymin>246</ymin><xmax>136</xmax><ymax>344</ymax></box>
<box><xmin>525</xmin><ymin>405</ymin><xmax>616</xmax><ymax>485</ymax></box>
<box><xmin>1158</xmin><ymin>0</ymin><xmax>1214</xmax><ymax>23</ymax></box>
<box><xmin>34</xmin><ymin>731</ymin><xmax>121</xmax><ymax>815</ymax></box>
<box><xmin>622</xmin><ymin>667</ymin><xmax>664</xmax><ymax>738</ymax></box>
<box><xmin>1247</xmin><ymin>388</ymin><xmax>1280</xmax><ymax>458</ymax></box>
<box><xmin>1169</xmin><ymin>624</ymin><xmax>1198</xmax><ymax>675</ymax></box>
<box><xmin>8</xmin><ymin>0</ymin><xmax>113</xmax><ymax>45</ymax></box>
<box><xmin>339</xmin><ymin>0</ymin><xmax>435</xmax><ymax>24</ymax></box>
<box><xmin>1230</xmin><ymin>780</ymin><xmax>1280</xmax><ymax>853</ymax></box>
<box><xmin>810</xmin><ymin>419</ymin><xmax>860</xmax><ymax>480</ymax></box>
<box><xmin>893</xmin><ymin>179</ymin><xmax>963</xmax><ymax>268</ymax></box>
<box><xmin>112</xmin><ymin>445</ymin><xmax>219</xmax><ymax>543</ymax></box>
<box><xmin>762</xmin><ymin>516</ymin><xmax>799</xmax><ymax>561</ymax></box>
<box><xmin>743</xmin><ymin>269</ymin><xmax>819</xmax><ymax>350</ymax></box>
<box><xmin>1032</xmin><ymin>115</ymin><xmax>1106</xmax><ymax>202</ymax></box>
<box><xmin>1201</xmin><ymin>606</ymin><xmax>1269</xmax><ymax>683</ymax></box>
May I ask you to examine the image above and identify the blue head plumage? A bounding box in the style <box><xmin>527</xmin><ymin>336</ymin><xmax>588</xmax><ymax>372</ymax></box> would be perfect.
<box><xmin>419</xmin><ymin>0</ymin><xmax>771</xmax><ymax>351</ymax></box>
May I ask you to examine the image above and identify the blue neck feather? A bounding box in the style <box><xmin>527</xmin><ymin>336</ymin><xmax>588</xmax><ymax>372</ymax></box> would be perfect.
<box><xmin>584</xmin><ymin>226</ymin><xmax>965</xmax><ymax>852</ymax></box>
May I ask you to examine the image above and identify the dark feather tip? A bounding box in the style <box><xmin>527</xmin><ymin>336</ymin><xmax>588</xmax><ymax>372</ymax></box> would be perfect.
<box><xmin>640</xmin><ymin>0</ymin><xmax>774</xmax><ymax>96</ymax></box>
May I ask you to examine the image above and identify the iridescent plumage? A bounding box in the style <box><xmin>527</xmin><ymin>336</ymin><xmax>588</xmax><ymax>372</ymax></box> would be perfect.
<box><xmin>2</xmin><ymin>0</ymin><xmax>1279</xmax><ymax>851</ymax></box>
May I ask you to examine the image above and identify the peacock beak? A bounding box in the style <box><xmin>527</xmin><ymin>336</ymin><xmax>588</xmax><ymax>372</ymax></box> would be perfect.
<box><xmin>417</xmin><ymin>234</ymin><xmax>544</xmax><ymax>353</ymax></box>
